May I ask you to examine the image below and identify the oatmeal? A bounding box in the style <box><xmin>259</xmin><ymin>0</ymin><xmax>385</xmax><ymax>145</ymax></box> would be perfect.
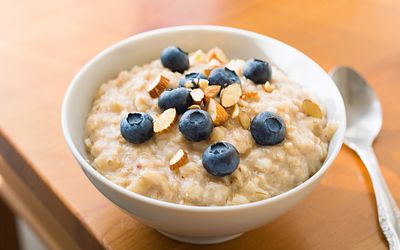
<box><xmin>84</xmin><ymin>47</ymin><xmax>336</xmax><ymax>206</ymax></box>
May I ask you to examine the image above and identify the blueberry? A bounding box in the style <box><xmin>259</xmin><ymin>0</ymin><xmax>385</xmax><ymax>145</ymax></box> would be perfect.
<box><xmin>250</xmin><ymin>112</ymin><xmax>286</xmax><ymax>145</ymax></box>
<box><xmin>202</xmin><ymin>142</ymin><xmax>240</xmax><ymax>177</ymax></box>
<box><xmin>158</xmin><ymin>87</ymin><xmax>192</xmax><ymax>114</ymax></box>
<box><xmin>120</xmin><ymin>112</ymin><xmax>154</xmax><ymax>144</ymax></box>
<box><xmin>243</xmin><ymin>59</ymin><xmax>272</xmax><ymax>84</ymax></box>
<box><xmin>179</xmin><ymin>110</ymin><xmax>213</xmax><ymax>142</ymax></box>
<box><xmin>208</xmin><ymin>67</ymin><xmax>241</xmax><ymax>89</ymax></box>
<box><xmin>160</xmin><ymin>46</ymin><xmax>189</xmax><ymax>73</ymax></box>
<box><xmin>179</xmin><ymin>72</ymin><xmax>207</xmax><ymax>89</ymax></box>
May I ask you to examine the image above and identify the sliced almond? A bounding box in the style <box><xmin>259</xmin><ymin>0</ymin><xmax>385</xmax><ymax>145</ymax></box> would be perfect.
<box><xmin>188</xmin><ymin>104</ymin><xmax>201</xmax><ymax>110</ymax></box>
<box><xmin>238</xmin><ymin>111</ymin><xmax>251</xmax><ymax>129</ymax></box>
<box><xmin>263</xmin><ymin>81</ymin><xmax>274</xmax><ymax>93</ymax></box>
<box><xmin>204</xmin><ymin>85</ymin><xmax>221</xmax><ymax>103</ymax></box>
<box><xmin>198</xmin><ymin>79</ymin><xmax>209</xmax><ymax>91</ymax></box>
<box><xmin>220</xmin><ymin>83</ymin><xmax>242</xmax><ymax>108</ymax></box>
<box><xmin>204</xmin><ymin>58</ymin><xmax>222</xmax><ymax>76</ymax></box>
<box><xmin>190</xmin><ymin>88</ymin><xmax>204</xmax><ymax>105</ymax></box>
<box><xmin>169</xmin><ymin>149</ymin><xmax>187</xmax><ymax>170</ymax></box>
<box><xmin>231</xmin><ymin>104</ymin><xmax>240</xmax><ymax>119</ymax></box>
<box><xmin>153</xmin><ymin>108</ymin><xmax>177</xmax><ymax>133</ymax></box>
<box><xmin>207</xmin><ymin>98</ymin><xmax>228</xmax><ymax>126</ymax></box>
<box><xmin>207</xmin><ymin>47</ymin><xmax>228</xmax><ymax>64</ymax></box>
<box><xmin>147</xmin><ymin>75</ymin><xmax>169</xmax><ymax>98</ymax></box>
<box><xmin>302</xmin><ymin>99</ymin><xmax>322</xmax><ymax>118</ymax></box>
<box><xmin>241</xmin><ymin>91</ymin><xmax>260</xmax><ymax>101</ymax></box>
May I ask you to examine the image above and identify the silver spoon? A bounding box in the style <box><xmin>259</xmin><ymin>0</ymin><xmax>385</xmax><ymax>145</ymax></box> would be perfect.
<box><xmin>330</xmin><ymin>66</ymin><xmax>400</xmax><ymax>249</ymax></box>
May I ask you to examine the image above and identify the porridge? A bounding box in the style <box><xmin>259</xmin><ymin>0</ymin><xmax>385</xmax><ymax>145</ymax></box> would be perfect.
<box><xmin>84</xmin><ymin>47</ymin><xmax>336</xmax><ymax>206</ymax></box>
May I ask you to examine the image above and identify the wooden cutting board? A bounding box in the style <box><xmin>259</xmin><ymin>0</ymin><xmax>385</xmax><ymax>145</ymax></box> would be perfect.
<box><xmin>1</xmin><ymin>0</ymin><xmax>399</xmax><ymax>249</ymax></box>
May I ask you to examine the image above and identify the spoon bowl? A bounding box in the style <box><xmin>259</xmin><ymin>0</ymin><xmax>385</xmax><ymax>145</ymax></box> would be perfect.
<box><xmin>330</xmin><ymin>66</ymin><xmax>382</xmax><ymax>147</ymax></box>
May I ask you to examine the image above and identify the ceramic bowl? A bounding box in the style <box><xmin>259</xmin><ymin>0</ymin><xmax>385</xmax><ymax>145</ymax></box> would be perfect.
<box><xmin>62</xmin><ymin>25</ymin><xmax>346</xmax><ymax>244</ymax></box>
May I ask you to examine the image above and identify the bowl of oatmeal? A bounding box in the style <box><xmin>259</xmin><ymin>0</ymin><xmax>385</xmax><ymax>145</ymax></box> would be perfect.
<box><xmin>62</xmin><ymin>26</ymin><xmax>345</xmax><ymax>244</ymax></box>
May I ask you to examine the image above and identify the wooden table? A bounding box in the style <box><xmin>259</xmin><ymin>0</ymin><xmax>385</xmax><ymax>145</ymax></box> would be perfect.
<box><xmin>1</xmin><ymin>0</ymin><xmax>399</xmax><ymax>249</ymax></box>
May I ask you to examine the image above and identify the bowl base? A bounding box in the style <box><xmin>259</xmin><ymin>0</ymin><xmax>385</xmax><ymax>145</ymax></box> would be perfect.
<box><xmin>158</xmin><ymin>230</ymin><xmax>243</xmax><ymax>244</ymax></box>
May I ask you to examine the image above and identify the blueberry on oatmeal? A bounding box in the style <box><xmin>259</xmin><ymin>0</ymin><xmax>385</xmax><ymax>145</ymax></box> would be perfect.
<box><xmin>160</xmin><ymin>46</ymin><xmax>189</xmax><ymax>73</ymax></box>
<box><xmin>158</xmin><ymin>87</ymin><xmax>193</xmax><ymax>114</ymax></box>
<box><xmin>179</xmin><ymin>110</ymin><xmax>213</xmax><ymax>142</ymax></box>
<box><xmin>208</xmin><ymin>67</ymin><xmax>241</xmax><ymax>89</ymax></box>
<box><xmin>243</xmin><ymin>59</ymin><xmax>272</xmax><ymax>84</ymax></box>
<box><xmin>250</xmin><ymin>111</ymin><xmax>286</xmax><ymax>145</ymax></box>
<box><xmin>120</xmin><ymin>112</ymin><xmax>154</xmax><ymax>144</ymax></box>
<box><xmin>202</xmin><ymin>142</ymin><xmax>240</xmax><ymax>177</ymax></box>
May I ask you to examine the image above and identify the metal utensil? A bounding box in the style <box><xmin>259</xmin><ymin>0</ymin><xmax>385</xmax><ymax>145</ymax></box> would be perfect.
<box><xmin>330</xmin><ymin>66</ymin><xmax>400</xmax><ymax>249</ymax></box>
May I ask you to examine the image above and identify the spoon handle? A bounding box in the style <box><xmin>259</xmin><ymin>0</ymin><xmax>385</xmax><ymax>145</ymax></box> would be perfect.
<box><xmin>355</xmin><ymin>145</ymin><xmax>400</xmax><ymax>250</ymax></box>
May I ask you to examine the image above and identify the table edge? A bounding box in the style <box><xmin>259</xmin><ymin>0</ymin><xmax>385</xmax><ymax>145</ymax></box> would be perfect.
<box><xmin>0</xmin><ymin>129</ymin><xmax>104</xmax><ymax>250</ymax></box>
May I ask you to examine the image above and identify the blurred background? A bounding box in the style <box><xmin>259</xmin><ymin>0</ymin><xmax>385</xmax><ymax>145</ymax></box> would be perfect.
<box><xmin>1</xmin><ymin>0</ymin><xmax>399</xmax><ymax>249</ymax></box>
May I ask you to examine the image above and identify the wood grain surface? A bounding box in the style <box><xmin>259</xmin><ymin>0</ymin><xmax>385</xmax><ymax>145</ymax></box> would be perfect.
<box><xmin>1</xmin><ymin>0</ymin><xmax>400</xmax><ymax>249</ymax></box>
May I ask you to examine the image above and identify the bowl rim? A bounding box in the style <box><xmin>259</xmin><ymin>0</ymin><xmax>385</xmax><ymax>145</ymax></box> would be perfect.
<box><xmin>61</xmin><ymin>25</ymin><xmax>346</xmax><ymax>212</ymax></box>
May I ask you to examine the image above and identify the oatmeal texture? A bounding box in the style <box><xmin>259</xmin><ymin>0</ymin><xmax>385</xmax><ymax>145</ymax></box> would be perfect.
<box><xmin>84</xmin><ymin>49</ymin><xmax>336</xmax><ymax>206</ymax></box>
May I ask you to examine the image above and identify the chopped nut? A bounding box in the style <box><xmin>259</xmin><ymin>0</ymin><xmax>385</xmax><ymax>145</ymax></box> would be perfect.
<box><xmin>188</xmin><ymin>104</ymin><xmax>201</xmax><ymax>110</ymax></box>
<box><xmin>238</xmin><ymin>111</ymin><xmax>251</xmax><ymax>129</ymax></box>
<box><xmin>241</xmin><ymin>91</ymin><xmax>260</xmax><ymax>101</ymax></box>
<box><xmin>198</xmin><ymin>79</ymin><xmax>209</xmax><ymax>91</ymax></box>
<box><xmin>190</xmin><ymin>88</ymin><xmax>204</xmax><ymax>105</ymax></box>
<box><xmin>204</xmin><ymin>58</ymin><xmax>222</xmax><ymax>76</ymax></box>
<box><xmin>147</xmin><ymin>75</ymin><xmax>169</xmax><ymax>98</ymax></box>
<box><xmin>263</xmin><ymin>81</ymin><xmax>274</xmax><ymax>93</ymax></box>
<box><xmin>207</xmin><ymin>98</ymin><xmax>228</xmax><ymax>126</ymax></box>
<box><xmin>204</xmin><ymin>85</ymin><xmax>221</xmax><ymax>103</ymax></box>
<box><xmin>169</xmin><ymin>149</ymin><xmax>187</xmax><ymax>170</ymax></box>
<box><xmin>207</xmin><ymin>47</ymin><xmax>228</xmax><ymax>64</ymax></box>
<box><xmin>302</xmin><ymin>99</ymin><xmax>322</xmax><ymax>118</ymax></box>
<box><xmin>184</xmin><ymin>81</ymin><xmax>194</xmax><ymax>89</ymax></box>
<box><xmin>237</xmin><ymin>99</ymin><xmax>249</xmax><ymax>107</ymax></box>
<box><xmin>220</xmin><ymin>83</ymin><xmax>242</xmax><ymax>108</ymax></box>
<box><xmin>231</xmin><ymin>104</ymin><xmax>240</xmax><ymax>119</ymax></box>
<box><xmin>225</xmin><ymin>60</ymin><xmax>244</xmax><ymax>76</ymax></box>
<box><xmin>153</xmin><ymin>108</ymin><xmax>177</xmax><ymax>133</ymax></box>
<box><xmin>189</xmin><ymin>49</ymin><xmax>206</xmax><ymax>64</ymax></box>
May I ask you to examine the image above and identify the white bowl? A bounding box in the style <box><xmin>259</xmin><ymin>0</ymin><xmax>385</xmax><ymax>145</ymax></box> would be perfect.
<box><xmin>62</xmin><ymin>25</ymin><xmax>346</xmax><ymax>244</ymax></box>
